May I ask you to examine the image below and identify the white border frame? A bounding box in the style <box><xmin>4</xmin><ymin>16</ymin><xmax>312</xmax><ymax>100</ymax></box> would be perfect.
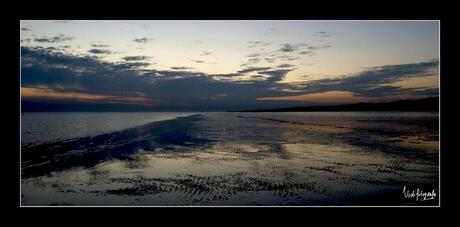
<box><xmin>19</xmin><ymin>20</ymin><xmax>441</xmax><ymax>208</ymax></box>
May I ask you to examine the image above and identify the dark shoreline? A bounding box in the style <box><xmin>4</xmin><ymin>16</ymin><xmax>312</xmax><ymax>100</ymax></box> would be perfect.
<box><xmin>231</xmin><ymin>97</ymin><xmax>439</xmax><ymax>112</ymax></box>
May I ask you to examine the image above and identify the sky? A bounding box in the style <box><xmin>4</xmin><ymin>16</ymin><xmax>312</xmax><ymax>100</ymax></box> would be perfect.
<box><xmin>20</xmin><ymin>20</ymin><xmax>440</xmax><ymax>111</ymax></box>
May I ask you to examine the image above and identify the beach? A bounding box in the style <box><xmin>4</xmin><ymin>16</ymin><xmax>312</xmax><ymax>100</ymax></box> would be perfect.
<box><xmin>21</xmin><ymin>112</ymin><xmax>439</xmax><ymax>206</ymax></box>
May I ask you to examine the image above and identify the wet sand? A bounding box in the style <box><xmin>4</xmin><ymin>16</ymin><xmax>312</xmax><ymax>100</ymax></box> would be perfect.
<box><xmin>21</xmin><ymin>112</ymin><xmax>439</xmax><ymax>206</ymax></box>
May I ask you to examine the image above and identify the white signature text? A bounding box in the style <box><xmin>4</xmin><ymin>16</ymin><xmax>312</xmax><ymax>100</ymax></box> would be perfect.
<box><xmin>402</xmin><ymin>186</ymin><xmax>437</xmax><ymax>202</ymax></box>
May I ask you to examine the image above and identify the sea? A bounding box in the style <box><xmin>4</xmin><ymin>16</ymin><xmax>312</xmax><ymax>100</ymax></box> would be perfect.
<box><xmin>21</xmin><ymin>112</ymin><xmax>198</xmax><ymax>146</ymax></box>
<box><xmin>20</xmin><ymin>111</ymin><xmax>439</xmax><ymax>206</ymax></box>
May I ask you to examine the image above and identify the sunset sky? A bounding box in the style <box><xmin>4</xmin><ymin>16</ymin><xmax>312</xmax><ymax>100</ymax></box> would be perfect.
<box><xmin>20</xmin><ymin>20</ymin><xmax>439</xmax><ymax>111</ymax></box>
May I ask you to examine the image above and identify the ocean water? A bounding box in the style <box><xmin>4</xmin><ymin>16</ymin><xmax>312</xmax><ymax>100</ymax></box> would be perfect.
<box><xmin>21</xmin><ymin>112</ymin><xmax>197</xmax><ymax>146</ymax></box>
<box><xmin>20</xmin><ymin>112</ymin><xmax>439</xmax><ymax>206</ymax></box>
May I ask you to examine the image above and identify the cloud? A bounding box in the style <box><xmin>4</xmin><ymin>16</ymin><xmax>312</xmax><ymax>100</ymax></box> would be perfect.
<box><xmin>88</xmin><ymin>49</ymin><xmax>111</xmax><ymax>55</ymax></box>
<box><xmin>279</xmin><ymin>43</ymin><xmax>297</xmax><ymax>52</ymax></box>
<box><xmin>317</xmin><ymin>31</ymin><xmax>333</xmax><ymax>38</ymax></box>
<box><xmin>200</xmin><ymin>51</ymin><xmax>212</xmax><ymax>56</ymax></box>
<box><xmin>171</xmin><ymin>66</ymin><xmax>194</xmax><ymax>70</ymax></box>
<box><xmin>21</xmin><ymin>46</ymin><xmax>302</xmax><ymax>110</ymax></box>
<box><xmin>245</xmin><ymin>53</ymin><xmax>261</xmax><ymax>58</ymax></box>
<box><xmin>248</xmin><ymin>41</ymin><xmax>271</xmax><ymax>48</ymax></box>
<box><xmin>21</xmin><ymin>47</ymin><xmax>155</xmax><ymax>96</ymax></box>
<box><xmin>21</xmin><ymin>47</ymin><xmax>103</xmax><ymax>75</ymax></box>
<box><xmin>237</xmin><ymin>67</ymin><xmax>272</xmax><ymax>74</ymax></box>
<box><xmin>308</xmin><ymin>45</ymin><xmax>331</xmax><ymax>50</ymax></box>
<box><xmin>21</xmin><ymin>27</ymin><xmax>30</xmax><ymax>31</ymax></box>
<box><xmin>191</xmin><ymin>59</ymin><xmax>216</xmax><ymax>64</ymax></box>
<box><xmin>134</xmin><ymin>37</ymin><xmax>153</xmax><ymax>43</ymax></box>
<box><xmin>21</xmin><ymin>46</ymin><xmax>438</xmax><ymax>111</ymax></box>
<box><xmin>275</xmin><ymin>54</ymin><xmax>300</xmax><ymax>61</ymax></box>
<box><xmin>22</xmin><ymin>86</ymin><xmax>158</xmax><ymax>105</ymax></box>
<box><xmin>264</xmin><ymin>57</ymin><xmax>276</xmax><ymax>63</ymax></box>
<box><xmin>293</xmin><ymin>60</ymin><xmax>439</xmax><ymax>97</ymax></box>
<box><xmin>111</xmin><ymin>62</ymin><xmax>151</xmax><ymax>70</ymax></box>
<box><xmin>146</xmin><ymin>69</ymin><xmax>206</xmax><ymax>79</ymax></box>
<box><xmin>298</xmin><ymin>51</ymin><xmax>313</xmax><ymax>55</ymax></box>
<box><xmin>242</xmin><ymin>41</ymin><xmax>331</xmax><ymax>68</ymax></box>
<box><xmin>275</xmin><ymin>43</ymin><xmax>331</xmax><ymax>58</ymax></box>
<box><xmin>258</xmin><ymin>69</ymin><xmax>293</xmax><ymax>82</ymax></box>
<box><xmin>91</xmin><ymin>44</ymin><xmax>110</xmax><ymax>48</ymax></box>
<box><xmin>21</xmin><ymin>38</ymin><xmax>32</xmax><ymax>43</ymax></box>
<box><xmin>34</xmin><ymin>34</ymin><xmax>74</xmax><ymax>43</ymax></box>
<box><xmin>122</xmin><ymin>56</ymin><xmax>151</xmax><ymax>61</ymax></box>
<box><xmin>277</xmin><ymin>64</ymin><xmax>295</xmax><ymax>68</ymax></box>
<box><xmin>240</xmin><ymin>57</ymin><xmax>261</xmax><ymax>67</ymax></box>
<box><xmin>258</xmin><ymin>91</ymin><xmax>377</xmax><ymax>103</ymax></box>
<box><xmin>200</xmin><ymin>93</ymin><xmax>227</xmax><ymax>100</ymax></box>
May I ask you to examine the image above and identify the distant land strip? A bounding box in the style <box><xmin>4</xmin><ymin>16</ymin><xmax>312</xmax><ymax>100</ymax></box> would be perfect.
<box><xmin>232</xmin><ymin>97</ymin><xmax>439</xmax><ymax>112</ymax></box>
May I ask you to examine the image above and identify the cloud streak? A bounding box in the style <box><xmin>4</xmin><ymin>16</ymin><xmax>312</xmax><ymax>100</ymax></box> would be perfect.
<box><xmin>191</xmin><ymin>59</ymin><xmax>217</xmax><ymax>64</ymax></box>
<box><xmin>91</xmin><ymin>44</ymin><xmax>110</xmax><ymax>48</ymax></box>
<box><xmin>122</xmin><ymin>56</ymin><xmax>151</xmax><ymax>61</ymax></box>
<box><xmin>133</xmin><ymin>37</ymin><xmax>153</xmax><ymax>43</ymax></box>
<box><xmin>241</xmin><ymin>40</ymin><xmax>332</xmax><ymax>68</ymax></box>
<box><xmin>34</xmin><ymin>34</ymin><xmax>74</xmax><ymax>43</ymax></box>
<box><xmin>22</xmin><ymin>86</ymin><xmax>158</xmax><ymax>105</ymax></box>
<box><xmin>279</xmin><ymin>43</ymin><xmax>298</xmax><ymax>52</ymax></box>
<box><xmin>88</xmin><ymin>49</ymin><xmax>111</xmax><ymax>54</ymax></box>
<box><xmin>200</xmin><ymin>51</ymin><xmax>212</xmax><ymax>56</ymax></box>
<box><xmin>297</xmin><ymin>60</ymin><xmax>439</xmax><ymax>96</ymax></box>
<box><xmin>21</xmin><ymin>46</ymin><xmax>438</xmax><ymax>110</ymax></box>
<box><xmin>259</xmin><ymin>60</ymin><xmax>439</xmax><ymax>102</ymax></box>
<box><xmin>171</xmin><ymin>66</ymin><xmax>194</xmax><ymax>70</ymax></box>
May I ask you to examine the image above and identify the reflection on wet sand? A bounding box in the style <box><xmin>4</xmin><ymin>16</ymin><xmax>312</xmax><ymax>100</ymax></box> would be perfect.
<box><xmin>21</xmin><ymin>112</ymin><xmax>439</xmax><ymax>206</ymax></box>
